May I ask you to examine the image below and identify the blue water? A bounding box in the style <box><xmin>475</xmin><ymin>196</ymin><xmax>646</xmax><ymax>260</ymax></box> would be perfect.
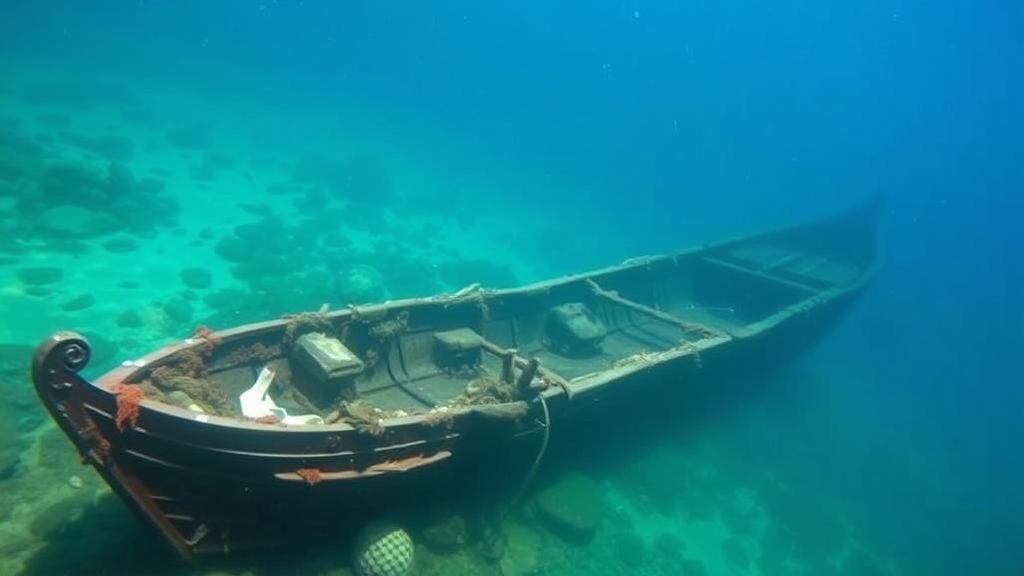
<box><xmin>0</xmin><ymin>2</ymin><xmax>1021</xmax><ymax>575</ymax></box>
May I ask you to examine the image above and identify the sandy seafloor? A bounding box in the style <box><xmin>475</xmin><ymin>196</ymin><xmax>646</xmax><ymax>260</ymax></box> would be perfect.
<box><xmin>0</xmin><ymin>67</ymin><xmax>898</xmax><ymax>576</ymax></box>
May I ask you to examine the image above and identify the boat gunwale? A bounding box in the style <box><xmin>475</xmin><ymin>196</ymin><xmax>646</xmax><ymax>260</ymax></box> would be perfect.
<box><xmin>87</xmin><ymin>202</ymin><xmax>881</xmax><ymax>435</ymax></box>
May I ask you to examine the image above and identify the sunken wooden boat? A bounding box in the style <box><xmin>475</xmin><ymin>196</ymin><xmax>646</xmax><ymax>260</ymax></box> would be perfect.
<box><xmin>32</xmin><ymin>203</ymin><xmax>880</xmax><ymax>558</ymax></box>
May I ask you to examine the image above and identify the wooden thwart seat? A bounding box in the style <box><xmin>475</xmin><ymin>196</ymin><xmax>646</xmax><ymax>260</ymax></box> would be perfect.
<box><xmin>700</xmin><ymin>255</ymin><xmax>821</xmax><ymax>295</ymax></box>
<box><xmin>585</xmin><ymin>279</ymin><xmax>725</xmax><ymax>340</ymax></box>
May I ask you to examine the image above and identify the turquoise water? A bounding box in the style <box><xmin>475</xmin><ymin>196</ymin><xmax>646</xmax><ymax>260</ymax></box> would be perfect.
<box><xmin>0</xmin><ymin>2</ymin><xmax>1021</xmax><ymax>575</ymax></box>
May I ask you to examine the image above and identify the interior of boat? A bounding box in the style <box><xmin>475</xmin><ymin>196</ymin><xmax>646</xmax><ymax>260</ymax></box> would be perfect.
<box><xmin>125</xmin><ymin>214</ymin><xmax>875</xmax><ymax>426</ymax></box>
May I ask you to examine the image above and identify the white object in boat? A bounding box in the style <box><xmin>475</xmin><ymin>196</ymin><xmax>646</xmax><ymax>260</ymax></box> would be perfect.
<box><xmin>239</xmin><ymin>366</ymin><xmax>325</xmax><ymax>425</ymax></box>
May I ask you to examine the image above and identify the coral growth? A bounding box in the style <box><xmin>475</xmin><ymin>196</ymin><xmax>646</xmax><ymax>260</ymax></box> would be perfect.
<box><xmin>22</xmin><ymin>161</ymin><xmax>179</xmax><ymax>237</ymax></box>
<box><xmin>110</xmin><ymin>383</ymin><xmax>143</xmax><ymax>431</ymax></box>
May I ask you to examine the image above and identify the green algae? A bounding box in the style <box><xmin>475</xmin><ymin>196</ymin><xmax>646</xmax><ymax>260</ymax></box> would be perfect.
<box><xmin>534</xmin><ymin>473</ymin><xmax>605</xmax><ymax>541</ymax></box>
<box><xmin>17</xmin><ymin>266</ymin><xmax>63</xmax><ymax>286</ymax></box>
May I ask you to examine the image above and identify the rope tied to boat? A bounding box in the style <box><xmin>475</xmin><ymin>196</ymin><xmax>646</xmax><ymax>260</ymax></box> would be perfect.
<box><xmin>512</xmin><ymin>392</ymin><xmax>550</xmax><ymax>506</ymax></box>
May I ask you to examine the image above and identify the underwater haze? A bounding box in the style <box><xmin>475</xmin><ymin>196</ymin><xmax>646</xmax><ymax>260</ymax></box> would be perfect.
<box><xmin>1</xmin><ymin>1</ymin><xmax>1021</xmax><ymax>575</ymax></box>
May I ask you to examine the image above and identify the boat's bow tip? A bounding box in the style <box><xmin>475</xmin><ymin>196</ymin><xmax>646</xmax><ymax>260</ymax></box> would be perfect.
<box><xmin>32</xmin><ymin>330</ymin><xmax>92</xmax><ymax>389</ymax></box>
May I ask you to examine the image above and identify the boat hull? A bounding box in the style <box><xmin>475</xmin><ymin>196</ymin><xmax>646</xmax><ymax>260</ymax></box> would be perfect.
<box><xmin>32</xmin><ymin>204</ymin><xmax>879</xmax><ymax>557</ymax></box>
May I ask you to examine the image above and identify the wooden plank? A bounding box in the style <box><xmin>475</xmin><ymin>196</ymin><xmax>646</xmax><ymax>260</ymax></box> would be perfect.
<box><xmin>585</xmin><ymin>279</ymin><xmax>722</xmax><ymax>339</ymax></box>
<box><xmin>700</xmin><ymin>256</ymin><xmax>820</xmax><ymax>295</ymax></box>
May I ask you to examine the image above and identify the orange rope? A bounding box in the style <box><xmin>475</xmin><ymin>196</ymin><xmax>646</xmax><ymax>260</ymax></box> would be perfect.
<box><xmin>111</xmin><ymin>383</ymin><xmax>143</xmax><ymax>431</ymax></box>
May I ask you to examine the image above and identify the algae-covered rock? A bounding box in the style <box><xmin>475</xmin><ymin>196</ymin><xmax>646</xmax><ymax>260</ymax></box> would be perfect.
<box><xmin>475</xmin><ymin>518</ymin><xmax>507</xmax><ymax>562</ymax></box>
<box><xmin>166</xmin><ymin>124</ymin><xmax>212</xmax><ymax>150</ymax></box>
<box><xmin>289</xmin><ymin>154</ymin><xmax>395</xmax><ymax>204</ymax></box>
<box><xmin>36</xmin><ymin>204</ymin><xmax>118</xmax><ymax>237</ymax></box>
<box><xmin>35</xmin><ymin>113</ymin><xmax>72</xmax><ymax>129</ymax></box>
<box><xmin>721</xmin><ymin>489</ymin><xmax>763</xmax><ymax>535</ymax></box>
<box><xmin>681</xmin><ymin>558</ymin><xmax>709</xmax><ymax>576</ymax></box>
<box><xmin>60</xmin><ymin>293</ymin><xmax>95</xmax><ymax>311</ymax></box>
<box><xmin>116</xmin><ymin>309</ymin><xmax>144</xmax><ymax>328</ymax></box>
<box><xmin>30</xmin><ymin>498</ymin><xmax>86</xmax><ymax>539</ymax></box>
<box><xmin>161</xmin><ymin>297</ymin><xmax>194</xmax><ymax>325</ymax></box>
<box><xmin>191</xmin><ymin>151</ymin><xmax>236</xmax><ymax>181</ymax></box>
<box><xmin>214</xmin><ymin>235</ymin><xmax>247</xmax><ymax>262</ymax></box>
<box><xmin>0</xmin><ymin>417</ymin><xmax>21</xmax><ymax>481</ymax></box>
<box><xmin>40</xmin><ymin>237</ymin><xmax>91</xmax><ymax>256</ymax></box>
<box><xmin>653</xmin><ymin>531</ymin><xmax>686</xmax><ymax>564</ymax></box>
<box><xmin>78</xmin><ymin>331</ymin><xmax>119</xmax><ymax>372</ymax></box>
<box><xmin>534</xmin><ymin>472</ymin><xmax>604</xmax><ymax>540</ymax></box>
<box><xmin>17</xmin><ymin>266</ymin><xmax>63</xmax><ymax>285</ymax></box>
<box><xmin>59</xmin><ymin>131</ymin><xmax>134</xmax><ymax>162</ymax></box>
<box><xmin>0</xmin><ymin>212</ymin><xmax>17</xmax><ymax>234</ymax></box>
<box><xmin>0</xmin><ymin>342</ymin><xmax>32</xmax><ymax>375</ymax></box>
<box><xmin>204</xmin><ymin>288</ymin><xmax>247</xmax><ymax>310</ymax></box>
<box><xmin>721</xmin><ymin>535</ymin><xmax>756</xmax><ymax>570</ymax></box>
<box><xmin>23</xmin><ymin>285</ymin><xmax>52</xmax><ymax>297</ymax></box>
<box><xmin>0</xmin><ymin>344</ymin><xmax>42</xmax><ymax>434</ymax></box>
<box><xmin>101</xmin><ymin>236</ymin><xmax>138</xmax><ymax>253</ymax></box>
<box><xmin>615</xmin><ymin>529</ymin><xmax>646</xmax><ymax>568</ymax></box>
<box><xmin>843</xmin><ymin>548</ymin><xmax>887</xmax><ymax>576</ymax></box>
<box><xmin>499</xmin><ymin>522</ymin><xmax>542</xmax><ymax>576</ymax></box>
<box><xmin>420</xmin><ymin>509</ymin><xmax>468</xmax><ymax>555</ymax></box>
<box><xmin>337</xmin><ymin>264</ymin><xmax>384</xmax><ymax>303</ymax></box>
<box><xmin>180</xmin><ymin>266</ymin><xmax>213</xmax><ymax>289</ymax></box>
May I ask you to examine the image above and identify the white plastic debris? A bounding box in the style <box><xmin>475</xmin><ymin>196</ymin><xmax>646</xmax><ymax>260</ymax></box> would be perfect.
<box><xmin>239</xmin><ymin>366</ymin><xmax>325</xmax><ymax>425</ymax></box>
